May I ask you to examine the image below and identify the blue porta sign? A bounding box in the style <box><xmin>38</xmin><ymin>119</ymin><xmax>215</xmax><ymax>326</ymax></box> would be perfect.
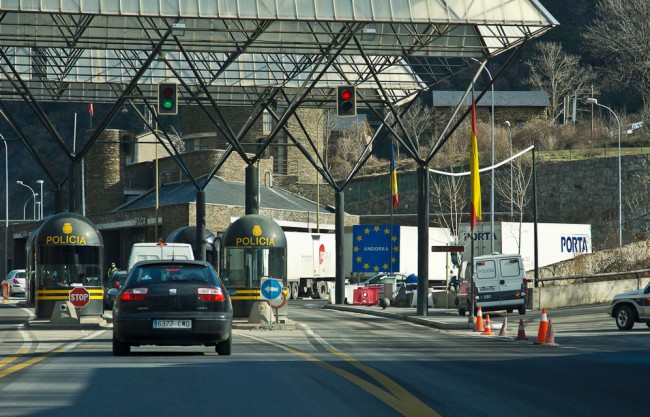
<box><xmin>352</xmin><ymin>224</ymin><xmax>400</xmax><ymax>273</ymax></box>
<box><xmin>260</xmin><ymin>278</ymin><xmax>283</xmax><ymax>300</ymax></box>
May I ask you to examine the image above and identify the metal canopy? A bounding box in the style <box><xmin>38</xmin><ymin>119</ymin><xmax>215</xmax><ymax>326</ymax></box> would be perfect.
<box><xmin>0</xmin><ymin>0</ymin><xmax>558</xmax><ymax>105</ymax></box>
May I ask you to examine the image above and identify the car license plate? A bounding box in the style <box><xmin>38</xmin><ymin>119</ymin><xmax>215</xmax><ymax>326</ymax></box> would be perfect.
<box><xmin>153</xmin><ymin>319</ymin><xmax>192</xmax><ymax>329</ymax></box>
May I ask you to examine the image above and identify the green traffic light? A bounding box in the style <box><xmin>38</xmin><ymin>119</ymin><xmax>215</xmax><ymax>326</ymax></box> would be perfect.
<box><xmin>162</xmin><ymin>99</ymin><xmax>173</xmax><ymax>109</ymax></box>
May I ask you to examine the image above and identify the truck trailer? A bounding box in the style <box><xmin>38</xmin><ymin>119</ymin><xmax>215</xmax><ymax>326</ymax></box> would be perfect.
<box><xmin>459</xmin><ymin>222</ymin><xmax>592</xmax><ymax>271</ymax></box>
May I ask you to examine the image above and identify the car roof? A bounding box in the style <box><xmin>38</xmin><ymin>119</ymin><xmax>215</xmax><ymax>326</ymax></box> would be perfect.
<box><xmin>132</xmin><ymin>260</ymin><xmax>212</xmax><ymax>268</ymax></box>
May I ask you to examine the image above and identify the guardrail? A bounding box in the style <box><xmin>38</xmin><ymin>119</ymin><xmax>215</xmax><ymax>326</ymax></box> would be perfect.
<box><xmin>533</xmin><ymin>268</ymin><xmax>650</xmax><ymax>284</ymax></box>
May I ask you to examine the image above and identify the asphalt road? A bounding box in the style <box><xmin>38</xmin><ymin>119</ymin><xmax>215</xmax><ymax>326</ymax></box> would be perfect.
<box><xmin>1</xmin><ymin>299</ymin><xmax>648</xmax><ymax>417</ymax></box>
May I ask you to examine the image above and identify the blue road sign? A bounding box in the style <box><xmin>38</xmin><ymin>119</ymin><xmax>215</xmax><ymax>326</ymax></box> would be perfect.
<box><xmin>352</xmin><ymin>224</ymin><xmax>400</xmax><ymax>273</ymax></box>
<box><xmin>260</xmin><ymin>278</ymin><xmax>283</xmax><ymax>300</ymax></box>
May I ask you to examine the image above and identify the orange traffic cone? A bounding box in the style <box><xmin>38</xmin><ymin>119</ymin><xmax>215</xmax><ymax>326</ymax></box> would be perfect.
<box><xmin>515</xmin><ymin>318</ymin><xmax>528</xmax><ymax>341</ymax></box>
<box><xmin>544</xmin><ymin>319</ymin><xmax>559</xmax><ymax>346</ymax></box>
<box><xmin>482</xmin><ymin>315</ymin><xmax>493</xmax><ymax>335</ymax></box>
<box><xmin>474</xmin><ymin>306</ymin><xmax>485</xmax><ymax>332</ymax></box>
<box><xmin>535</xmin><ymin>308</ymin><xmax>549</xmax><ymax>344</ymax></box>
<box><xmin>498</xmin><ymin>317</ymin><xmax>508</xmax><ymax>337</ymax></box>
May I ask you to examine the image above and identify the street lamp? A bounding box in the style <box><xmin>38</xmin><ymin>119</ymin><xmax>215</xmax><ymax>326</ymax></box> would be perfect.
<box><xmin>505</xmin><ymin>121</ymin><xmax>513</xmax><ymax>221</ymax></box>
<box><xmin>1</xmin><ymin>133</ymin><xmax>8</xmax><ymax>278</ymax></box>
<box><xmin>21</xmin><ymin>193</ymin><xmax>38</xmax><ymax>220</ymax></box>
<box><xmin>36</xmin><ymin>180</ymin><xmax>44</xmax><ymax>219</ymax></box>
<box><xmin>16</xmin><ymin>181</ymin><xmax>37</xmax><ymax>220</ymax></box>
<box><xmin>471</xmin><ymin>58</ymin><xmax>495</xmax><ymax>252</ymax></box>
<box><xmin>586</xmin><ymin>97</ymin><xmax>622</xmax><ymax>247</ymax></box>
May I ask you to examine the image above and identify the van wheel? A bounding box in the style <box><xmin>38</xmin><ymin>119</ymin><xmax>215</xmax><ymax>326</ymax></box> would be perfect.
<box><xmin>458</xmin><ymin>306</ymin><xmax>466</xmax><ymax>316</ymax></box>
<box><xmin>517</xmin><ymin>305</ymin><xmax>526</xmax><ymax>315</ymax></box>
<box><xmin>506</xmin><ymin>308</ymin><xmax>513</xmax><ymax>313</ymax></box>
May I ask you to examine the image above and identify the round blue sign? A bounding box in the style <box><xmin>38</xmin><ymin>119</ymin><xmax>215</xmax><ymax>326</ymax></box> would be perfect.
<box><xmin>260</xmin><ymin>278</ymin><xmax>283</xmax><ymax>300</ymax></box>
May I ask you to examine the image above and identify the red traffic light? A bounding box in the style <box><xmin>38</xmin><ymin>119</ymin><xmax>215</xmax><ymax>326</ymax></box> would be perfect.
<box><xmin>337</xmin><ymin>85</ymin><xmax>356</xmax><ymax>117</ymax></box>
<box><xmin>161</xmin><ymin>87</ymin><xmax>174</xmax><ymax>98</ymax></box>
<box><xmin>157</xmin><ymin>83</ymin><xmax>178</xmax><ymax>115</ymax></box>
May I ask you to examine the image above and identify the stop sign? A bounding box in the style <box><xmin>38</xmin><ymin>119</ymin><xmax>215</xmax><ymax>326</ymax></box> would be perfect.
<box><xmin>69</xmin><ymin>287</ymin><xmax>91</xmax><ymax>308</ymax></box>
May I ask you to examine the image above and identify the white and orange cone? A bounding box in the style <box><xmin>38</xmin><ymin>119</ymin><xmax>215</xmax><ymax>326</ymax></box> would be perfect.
<box><xmin>482</xmin><ymin>315</ymin><xmax>493</xmax><ymax>335</ymax></box>
<box><xmin>544</xmin><ymin>319</ymin><xmax>559</xmax><ymax>346</ymax></box>
<box><xmin>474</xmin><ymin>306</ymin><xmax>485</xmax><ymax>332</ymax></box>
<box><xmin>515</xmin><ymin>318</ymin><xmax>528</xmax><ymax>341</ymax></box>
<box><xmin>535</xmin><ymin>308</ymin><xmax>549</xmax><ymax>344</ymax></box>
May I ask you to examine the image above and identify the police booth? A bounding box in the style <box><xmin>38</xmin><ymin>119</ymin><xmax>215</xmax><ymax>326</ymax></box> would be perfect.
<box><xmin>219</xmin><ymin>214</ymin><xmax>287</xmax><ymax>318</ymax></box>
<box><xmin>26</xmin><ymin>212</ymin><xmax>104</xmax><ymax>319</ymax></box>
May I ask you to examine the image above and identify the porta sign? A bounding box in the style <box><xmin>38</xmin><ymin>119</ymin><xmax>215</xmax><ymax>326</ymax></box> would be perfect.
<box><xmin>69</xmin><ymin>287</ymin><xmax>91</xmax><ymax>308</ymax></box>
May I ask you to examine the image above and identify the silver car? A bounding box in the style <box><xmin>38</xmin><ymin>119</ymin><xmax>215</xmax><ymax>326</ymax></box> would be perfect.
<box><xmin>3</xmin><ymin>269</ymin><xmax>26</xmax><ymax>296</ymax></box>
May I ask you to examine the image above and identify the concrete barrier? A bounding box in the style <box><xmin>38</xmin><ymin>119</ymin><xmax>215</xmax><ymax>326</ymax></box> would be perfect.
<box><xmin>50</xmin><ymin>301</ymin><xmax>80</xmax><ymax>325</ymax></box>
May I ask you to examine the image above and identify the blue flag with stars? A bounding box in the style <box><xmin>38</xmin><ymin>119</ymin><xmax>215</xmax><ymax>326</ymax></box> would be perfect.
<box><xmin>352</xmin><ymin>225</ymin><xmax>400</xmax><ymax>273</ymax></box>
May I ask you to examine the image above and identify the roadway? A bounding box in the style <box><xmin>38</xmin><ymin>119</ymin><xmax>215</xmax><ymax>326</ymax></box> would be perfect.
<box><xmin>0</xmin><ymin>298</ymin><xmax>648</xmax><ymax>417</ymax></box>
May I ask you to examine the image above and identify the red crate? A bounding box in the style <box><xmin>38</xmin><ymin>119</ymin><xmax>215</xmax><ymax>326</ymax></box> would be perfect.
<box><xmin>353</xmin><ymin>286</ymin><xmax>380</xmax><ymax>306</ymax></box>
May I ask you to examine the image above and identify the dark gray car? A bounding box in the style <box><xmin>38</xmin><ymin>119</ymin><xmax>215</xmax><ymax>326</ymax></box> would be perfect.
<box><xmin>112</xmin><ymin>260</ymin><xmax>233</xmax><ymax>356</ymax></box>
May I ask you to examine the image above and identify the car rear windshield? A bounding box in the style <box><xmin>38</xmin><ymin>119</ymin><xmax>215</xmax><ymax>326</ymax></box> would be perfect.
<box><xmin>16</xmin><ymin>272</ymin><xmax>26</xmax><ymax>278</ymax></box>
<box><xmin>132</xmin><ymin>265</ymin><xmax>212</xmax><ymax>284</ymax></box>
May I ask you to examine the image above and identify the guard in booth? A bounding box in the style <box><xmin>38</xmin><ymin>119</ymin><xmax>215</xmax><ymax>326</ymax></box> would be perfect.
<box><xmin>219</xmin><ymin>214</ymin><xmax>287</xmax><ymax>319</ymax></box>
<box><xmin>26</xmin><ymin>212</ymin><xmax>104</xmax><ymax>319</ymax></box>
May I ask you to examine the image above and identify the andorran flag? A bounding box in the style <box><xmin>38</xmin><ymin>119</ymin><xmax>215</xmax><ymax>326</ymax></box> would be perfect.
<box><xmin>469</xmin><ymin>97</ymin><xmax>482</xmax><ymax>230</ymax></box>
<box><xmin>391</xmin><ymin>143</ymin><xmax>399</xmax><ymax>210</ymax></box>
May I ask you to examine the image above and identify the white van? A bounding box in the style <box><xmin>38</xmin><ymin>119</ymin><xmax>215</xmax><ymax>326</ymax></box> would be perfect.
<box><xmin>455</xmin><ymin>253</ymin><xmax>527</xmax><ymax>316</ymax></box>
<box><xmin>127</xmin><ymin>243</ymin><xmax>195</xmax><ymax>271</ymax></box>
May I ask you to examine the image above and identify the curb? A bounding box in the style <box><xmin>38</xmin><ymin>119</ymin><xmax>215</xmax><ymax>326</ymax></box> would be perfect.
<box><xmin>324</xmin><ymin>304</ymin><xmax>470</xmax><ymax>330</ymax></box>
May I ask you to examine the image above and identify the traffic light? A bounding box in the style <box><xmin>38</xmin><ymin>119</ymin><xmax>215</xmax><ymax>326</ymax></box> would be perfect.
<box><xmin>157</xmin><ymin>82</ymin><xmax>178</xmax><ymax>115</ymax></box>
<box><xmin>337</xmin><ymin>85</ymin><xmax>356</xmax><ymax>117</ymax></box>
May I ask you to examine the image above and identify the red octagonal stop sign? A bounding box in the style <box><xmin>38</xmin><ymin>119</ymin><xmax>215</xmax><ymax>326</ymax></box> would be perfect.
<box><xmin>69</xmin><ymin>287</ymin><xmax>91</xmax><ymax>308</ymax></box>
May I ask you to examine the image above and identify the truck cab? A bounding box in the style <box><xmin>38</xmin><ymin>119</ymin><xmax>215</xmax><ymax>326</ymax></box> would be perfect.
<box><xmin>455</xmin><ymin>253</ymin><xmax>527</xmax><ymax>316</ymax></box>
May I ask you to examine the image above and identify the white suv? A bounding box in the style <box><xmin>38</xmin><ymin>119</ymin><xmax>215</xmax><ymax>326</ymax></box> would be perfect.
<box><xmin>606</xmin><ymin>282</ymin><xmax>650</xmax><ymax>330</ymax></box>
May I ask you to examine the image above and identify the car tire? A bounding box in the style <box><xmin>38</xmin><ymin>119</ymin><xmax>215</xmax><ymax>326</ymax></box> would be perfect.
<box><xmin>506</xmin><ymin>308</ymin><xmax>513</xmax><ymax>313</ymax></box>
<box><xmin>517</xmin><ymin>305</ymin><xmax>526</xmax><ymax>315</ymax></box>
<box><xmin>458</xmin><ymin>306</ymin><xmax>466</xmax><ymax>316</ymax></box>
<box><xmin>216</xmin><ymin>335</ymin><xmax>232</xmax><ymax>356</ymax></box>
<box><xmin>291</xmin><ymin>282</ymin><xmax>299</xmax><ymax>300</ymax></box>
<box><xmin>615</xmin><ymin>305</ymin><xmax>635</xmax><ymax>330</ymax></box>
<box><xmin>112</xmin><ymin>336</ymin><xmax>130</xmax><ymax>356</ymax></box>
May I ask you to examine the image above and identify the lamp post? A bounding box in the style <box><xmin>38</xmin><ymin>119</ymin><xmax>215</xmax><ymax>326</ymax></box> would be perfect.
<box><xmin>471</xmin><ymin>58</ymin><xmax>495</xmax><ymax>252</ymax></box>
<box><xmin>1</xmin><ymin>133</ymin><xmax>8</xmax><ymax>278</ymax></box>
<box><xmin>16</xmin><ymin>181</ymin><xmax>37</xmax><ymax>220</ymax></box>
<box><xmin>586</xmin><ymin>97</ymin><xmax>622</xmax><ymax>247</ymax></box>
<box><xmin>21</xmin><ymin>194</ymin><xmax>38</xmax><ymax>220</ymax></box>
<box><xmin>505</xmin><ymin>121</ymin><xmax>513</xmax><ymax>221</ymax></box>
<box><xmin>36</xmin><ymin>180</ymin><xmax>44</xmax><ymax>219</ymax></box>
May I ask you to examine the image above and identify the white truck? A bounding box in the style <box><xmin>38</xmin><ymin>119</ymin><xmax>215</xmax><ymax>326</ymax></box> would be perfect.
<box><xmin>285</xmin><ymin>232</ymin><xmax>337</xmax><ymax>300</ymax></box>
<box><xmin>459</xmin><ymin>222</ymin><xmax>592</xmax><ymax>271</ymax></box>
<box><xmin>127</xmin><ymin>242</ymin><xmax>195</xmax><ymax>271</ymax></box>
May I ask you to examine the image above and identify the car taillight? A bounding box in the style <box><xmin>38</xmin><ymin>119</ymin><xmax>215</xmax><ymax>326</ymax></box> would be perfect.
<box><xmin>120</xmin><ymin>288</ymin><xmax>148</xmax><ymax>301</ymax></box>
<box><xmin>197</xmin><ymin>287</ymin><xmax>225</xmax><ymax>302</ymax></box>
<box><xmin>12</xmin><ymin>279</ymin><xmax>19</xmax><ymax>284</ymax></box>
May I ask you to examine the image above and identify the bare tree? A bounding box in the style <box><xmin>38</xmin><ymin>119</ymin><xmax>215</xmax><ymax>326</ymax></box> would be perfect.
<box><xmin>386</xmin><ymin>98</ymin><xmax>435</xmax><ymax>158</ymax></box>
<box><xmin>328</xmin><ymin>120</ymin><xmax>372</xmax><ymax>180</ymax></box>
<box><xmin>583</xmin><ymin>0</ymin><xmax>650</xmax><ymax>108</ymax></box>
<box><xmin>495</xmin><ymin>156</ymin><xmax>533</xmax><ymax>252</ymax></box>
<box><xmin>525</xmin><ymin>41</ymin><xmax>596</xmax><ymax>121</ymax></box>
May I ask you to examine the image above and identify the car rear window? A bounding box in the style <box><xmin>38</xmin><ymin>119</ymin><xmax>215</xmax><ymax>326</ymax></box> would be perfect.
<box><xmin>16</xmin><ymin>272</ymin><xmax>26</xmax><ymax>278</ymax></box>
<box><xmin>133</xmin><ymin>265</ymin><xmax>211</xmax><ymax>284</ymax></box>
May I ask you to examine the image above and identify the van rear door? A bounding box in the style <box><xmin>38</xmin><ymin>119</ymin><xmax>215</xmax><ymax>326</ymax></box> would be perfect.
<box><xmin>497</xmin><ymin>256</ymin><xmax>524</xmax><ymax>305</ymax></box>
<box><xmin>474</xmin><ymin>258</ymin><xmax>501</xmax><ymax>308</ymax></box>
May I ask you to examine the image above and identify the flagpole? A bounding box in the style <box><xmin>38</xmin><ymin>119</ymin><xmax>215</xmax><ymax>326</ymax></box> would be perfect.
<box><xmin>390</xmin><ymin>143</ymin><xmax>395</xmax><ymax>275</ymax></box>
